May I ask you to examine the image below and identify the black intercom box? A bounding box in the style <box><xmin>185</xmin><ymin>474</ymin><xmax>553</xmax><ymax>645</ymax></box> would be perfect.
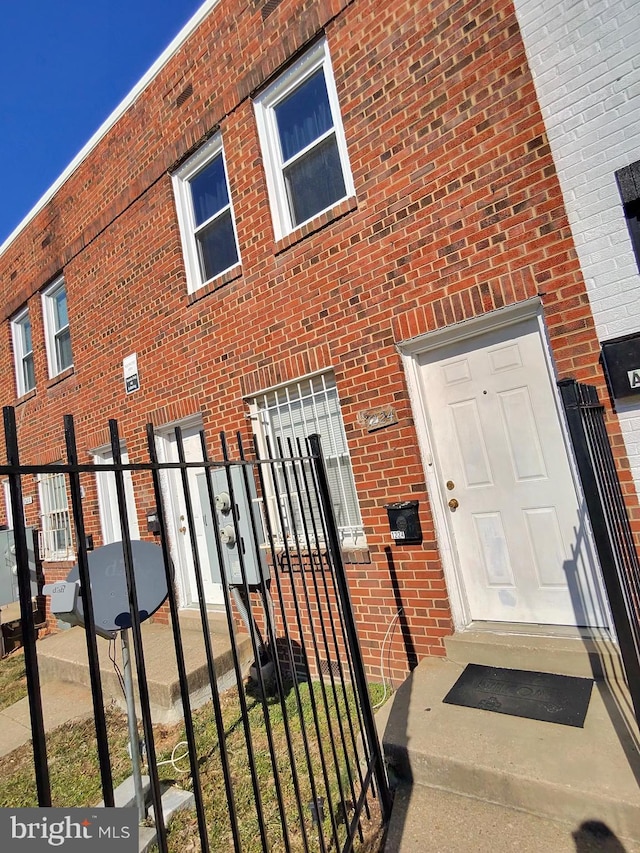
<box><xmin>384</xmin><ymin>500</ymin><xmax>422</xmax><ymax>544</ymax></box>
<box><xmin>601</xmin><ymin>333</ymin><xmax>640</xmax><ymax>400</ymax></box>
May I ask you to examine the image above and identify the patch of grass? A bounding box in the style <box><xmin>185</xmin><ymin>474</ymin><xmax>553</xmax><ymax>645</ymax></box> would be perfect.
<box><xmin>0</xmin><ymin>705</ymin><xmax>132</xmax><ymax>808</ymax></box>
<box><xmin>0</xmin><ymin>679</ymin><xmax>386</xmax><ymax>852</ymax></box>
<box><xmin>0</xmin><ymin>648</ymin><xmax>27</xmax><ymax>710</ymax></box>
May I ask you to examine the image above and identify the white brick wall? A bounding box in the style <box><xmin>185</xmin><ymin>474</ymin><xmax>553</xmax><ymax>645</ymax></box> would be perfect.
<box><xmin>513</xmin><ymin>0</ymin><xmax>640</xmax><ymax>492</ymax></box>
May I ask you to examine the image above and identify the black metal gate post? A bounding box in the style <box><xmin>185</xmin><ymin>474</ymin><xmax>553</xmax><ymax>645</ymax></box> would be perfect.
<box><xmin>559</xmin><ymin>379</ymin><xmax>640</xmax><ymax>726</ymax></box>
<box><xmin>3</xmin><ymin>406</ymin><xmax>51</xmax><ymax>805</ymax></box>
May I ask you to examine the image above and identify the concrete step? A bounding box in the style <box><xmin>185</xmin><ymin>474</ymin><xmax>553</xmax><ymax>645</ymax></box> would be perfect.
<box><xmin>384</xmin><ymin>783</ymin><xmax>640</xmax><ymax>852</ymax></box>
<box><xmin>177</xmin><ymin>607</ymin><xmax>231</xmax><ymax>635</ymax></box>
<box><xmin>36</xmin><ymin>617</ymin><xmax>253</xmax><ymax>723</ymax></box>
<box><xmin>444</xmin><ymin>623</ymin><xmax>622</xmax><ymax>680</ymax></box>
<box><xmin>377</xmin><ymin>657</ymin><xmax>640</xmax><ymax>843</ymax></box>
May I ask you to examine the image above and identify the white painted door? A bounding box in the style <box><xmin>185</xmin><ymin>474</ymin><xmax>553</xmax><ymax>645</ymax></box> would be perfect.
<box><xmin>159</xmin><ymin>423</ymin><xmax>224</xmax><ymax>607</ymax></box>
<box><xmin>418</xmin><ymin>317</ymin><xmax>607</xmax><ymax>627</ymax></box>
<box><xmin>93</xmin><ymin>446</ymin><xmax>140</xmax><ymax>545</ymax></box>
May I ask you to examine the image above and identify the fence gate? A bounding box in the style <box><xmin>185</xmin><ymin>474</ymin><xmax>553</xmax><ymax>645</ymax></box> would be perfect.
<box><xmin>559</xmin><ymin>379</ymin><xmax>640</xmax><ymax>726</ymax></box>
<box><xmin>1</xmin><ymin>407</ymin><xmax>391</xmax><ymax>853</ymax></box>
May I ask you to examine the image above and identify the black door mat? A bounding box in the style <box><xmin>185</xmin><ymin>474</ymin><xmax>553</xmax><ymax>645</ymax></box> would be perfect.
<box><xmin>443</xmin><ymin>663</ymin><xmax>594</xmax><ymax>727</ymax></box>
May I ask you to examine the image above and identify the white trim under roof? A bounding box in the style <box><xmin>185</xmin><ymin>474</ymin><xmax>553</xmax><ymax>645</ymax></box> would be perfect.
<box><xmin>0</xmin><ymin>0</ymin><xmax>220</xmax><ymax>258</ymax></box>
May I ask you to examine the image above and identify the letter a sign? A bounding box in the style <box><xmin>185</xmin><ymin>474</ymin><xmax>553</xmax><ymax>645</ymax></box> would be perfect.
<box><xmin>628</xmin><ymin>369</ymin><xmax>640</xmax><ymax>390</ymax></box>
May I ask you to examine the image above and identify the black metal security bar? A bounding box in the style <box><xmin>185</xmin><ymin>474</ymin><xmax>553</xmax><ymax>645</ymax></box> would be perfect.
<box><xmin>559</xmin><ymin>379</ymin><xmax>640</xmax><ymax>725</ymax></box>
<box><xmin>0</xmin><ymin>407</ymin><xmax>390</xmax><ymax>853</ymax></box>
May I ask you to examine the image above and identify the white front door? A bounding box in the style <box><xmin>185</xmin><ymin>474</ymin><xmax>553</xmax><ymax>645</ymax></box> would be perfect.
<box><xmin>417</xmin><ymin>316</ymin><xmax>607</xmax><ymax>627</ymax></box>
<box><xmin>158</xmin><ymin>421</ymin><xmax>224</xmax><ymax>607</ymax></box>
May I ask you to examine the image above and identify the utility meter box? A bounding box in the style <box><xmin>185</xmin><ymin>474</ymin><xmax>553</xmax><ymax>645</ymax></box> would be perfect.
<box><xmin>384</xmin><ymin>501</ymin><xmax>422</xmax><ymax>544</ymax></box>
<box><xmin>196</xmin><ymin>466</ymin><xmax>270</xmax><ymax>587</ymax></box>
<box><xmin>0</xmin><ymin>528</ymin><xmax>38</xmax><ymax>607</ymax></box>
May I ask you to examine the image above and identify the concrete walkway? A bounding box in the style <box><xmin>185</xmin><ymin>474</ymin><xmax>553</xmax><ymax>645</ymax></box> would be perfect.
<box><xmin>0</xmin><ymin>611</ymin><xmax>252</xmax><ymax>756</ymax></box>
<box><xmin>0</xmin><ymin>679</ymin><xmax>94</xmax><ymax>758</ymax></box>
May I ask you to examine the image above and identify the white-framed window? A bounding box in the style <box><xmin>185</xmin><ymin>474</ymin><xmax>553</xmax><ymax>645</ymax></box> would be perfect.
<box><xmin>37</xmin><ymin>470</ymin><xmax>74</xmax><ymax>561</ymax></box>
<box><xmin>172</xmin><ymin>135</ymin><xmax>241</xmax><ymax>293</ymax></box>
<box><xmin>254</xmin><ymin>38</ymin><xmax>355</xmax><ymax>240</ymax></box>
<box><xmin>249</xmin><ymin>372</ymin><xmax>364</xmax><ymax>548</ymax></box>
<box><xmin>11</xmin><ymin>307</ymin><xmax>35</xmax><ymax>396</ymax></box>
<box><xmin>93</xmin><ymin>445</ymin><xmax>140</xmax><ymax>544</ymax></box>
<box><xmin>42</xmin><ymin>276</ymin><xmax>72</xmax><ymax>377</ymax></box>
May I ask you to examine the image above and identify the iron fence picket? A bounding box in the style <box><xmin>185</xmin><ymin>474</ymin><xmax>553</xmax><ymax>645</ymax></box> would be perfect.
<box><xmin>250</xmin><ymin>436</ymin><xmax>324</xmax><ymax>853</ymax></box>
<box><xmin>285</xmin><ymin>437</ymin><xmax>364</xmax><ymax>841</ymax></box>
<box><xmin>217</xmin><ymin>432</ymin><xmax>276</xmax><ymax>853</ymax></box>
<box><xmin>559</xmin><ymin>379</ymin><xmax>640</xmax><ymax>728</ymax></box>
<box><xmin>146</xmin><ymin>424</ymin><xmax>212</xmax><ymax>852</ymax></box>
<box><xmin>262</xmin><ymin>436</ymin><xmax>335</xmax><ymax>853</ymax></box>
<box><xmin>221</xmin><ymin>432</ymin><xmax>292</xmax><ymax>852</ymax></box>
<box><xmin>197</xmin><ymin>432</ymin><xmax>258</xmax><ymax>853</ymax></box>
<box><xmin>295</xmin><ymin>436</ymin><xmax>372</xmax><ymax>823</ymax></box>
<box><xmin>107</xmin><ymin>419</ymin><xmax>169</xmax><ymax>852</ymax></box>
<box><xmin>303</xmin><ymin>437</ymin><xmax>379</xmax><ymax>803</ymax></box>
<box><xmin>237</xmin><ymin>434</ymin><xmax>314</xmax><ymax>853</ymax></box>
<box><xmin>2</xmin><ymin>406</ymin><xmax>50</xmax><ymax>806</ymax></box>
<box><xmin>272</xmin><ymin>436</ymin><xmax>344</xmax><ymax>852</ymax></box>
<box><xmin>308</xmin><ymin>434</ymin><xmax>393</xmax><ymax>825</ymax></box>
<box><xmin>63</xmin><ymin>415</ymin><xmax>115</xmax><ymax>808</ymax></box>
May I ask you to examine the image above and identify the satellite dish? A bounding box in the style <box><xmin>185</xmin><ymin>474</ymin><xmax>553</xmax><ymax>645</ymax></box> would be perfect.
<box><xmin>67</xmin><ymin>540</ymin><xmax>170</xmax><ymax>637</ymax></box>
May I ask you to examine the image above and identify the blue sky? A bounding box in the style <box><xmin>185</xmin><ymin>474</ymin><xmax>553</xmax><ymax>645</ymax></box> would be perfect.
<box><xmin>1</xmin><ymin>0</ymin><xmax>206</xmax><ymax>246</ymax></box>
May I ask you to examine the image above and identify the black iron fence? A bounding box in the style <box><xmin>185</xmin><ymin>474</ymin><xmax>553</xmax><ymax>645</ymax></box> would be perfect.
<box><xmin>0</xmin><ymin>407</ymin><xmax>391</xmax><ymax>852</ymax></box>
<box><xmin>559</xmin><ymin>379</ymin><xmax>640</xmax><ymax>725</ymax></box>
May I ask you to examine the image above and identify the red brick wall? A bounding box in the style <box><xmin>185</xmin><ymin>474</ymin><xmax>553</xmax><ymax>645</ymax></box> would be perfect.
<box><xmin>1</xmin><ymin>0</ymin><xmax>637</xmax><ymax>685</ymax></box>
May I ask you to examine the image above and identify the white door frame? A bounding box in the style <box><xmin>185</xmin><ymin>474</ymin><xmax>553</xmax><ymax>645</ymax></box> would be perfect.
<box><xmin>399</xmin><ymin>297</ymin><xmax>611</xmax><ymax>631</ymax></box>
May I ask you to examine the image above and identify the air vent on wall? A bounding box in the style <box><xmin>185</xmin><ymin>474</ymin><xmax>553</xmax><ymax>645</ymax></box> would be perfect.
<box><xmin>262</xmin><ymin>0</ymin><xmax>283</xmax><ymax>20</ymax></box>
<box><xmin>176</xmin><ymin>83</ymin><xmax>193</xmax><ymax>108</ymax></box>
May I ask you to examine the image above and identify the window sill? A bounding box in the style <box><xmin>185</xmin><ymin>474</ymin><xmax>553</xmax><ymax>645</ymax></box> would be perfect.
<box><xmin>46</xmin><ymin>366</ymin><xmax>74</xmax><ymax>389</ymax></box>
<box><xmin>274</xmin><ymin>196</ymin><xmax>358</xmax><ymax>255</ymax></box>
<box><xmin>15</xmin><ymin>388</ymin><xmax>37</xmax><ymax>406</ymax></box>
<box><xmin>271</xmin><ymin>546</ymin><xmax>370</xmax><ymax>572</ymax></box>
<box><xmin>187</xmin><ymin>265</ymin><xmax>243</xmax><ymax>304</ymax></box>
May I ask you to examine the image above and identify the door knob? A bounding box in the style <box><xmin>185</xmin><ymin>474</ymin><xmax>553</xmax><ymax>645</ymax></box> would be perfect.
<box><xmin>179</xmin><ymin>526</ymin><xmax>187</xmax><ymax>534</ymax></box>
<box><xmin>448</xmin><ymin>498</ymin><xmax>459</xmax><ymax>510</ymax></box>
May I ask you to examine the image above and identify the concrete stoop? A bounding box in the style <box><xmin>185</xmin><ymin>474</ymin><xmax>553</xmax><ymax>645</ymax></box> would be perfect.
<box><xmin>36</xmin><ymin>610</ymin><xmax>253</xmax><ymax>723</ymax></box>
<box><xmin>378</xmin><ymin>628</ymin><xmax>640</xmax><ymax>851</ymax></box>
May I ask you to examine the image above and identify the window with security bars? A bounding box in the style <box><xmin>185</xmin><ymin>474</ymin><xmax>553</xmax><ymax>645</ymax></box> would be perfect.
<box><xmin>250</xmin><ymin>373</ymin><xmax>365</xmax><ymax>548</ymax></box>
<box><xmin>37</xmin><ymin>471</ymin><xmax>74</xmax><ymax>560</ymax></box>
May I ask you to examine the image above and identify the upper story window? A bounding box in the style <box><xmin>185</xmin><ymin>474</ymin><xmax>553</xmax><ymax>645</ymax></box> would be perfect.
<box><xmin>11</xmin><ymin>307</ymin><xmax>35</xmax><ymax>396</ymax></box>
<box><xmin>42</xmin><ymin>277</ymin><xmax>72</xmax><ymax>377</ymax></box>
<box><xmin>249</xmin><ymin>372</ymin><xmax>365</xmax><ymax>549</ymax></box>
<box><xmin>254</xmin><ymin>38</ymin><xmax>355</xmax><ymax>240</ymax></box>
<box><xmin>172</xmin><ymin>136</ymin><xmax>240</xmax><ymax>293</ymax></box>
